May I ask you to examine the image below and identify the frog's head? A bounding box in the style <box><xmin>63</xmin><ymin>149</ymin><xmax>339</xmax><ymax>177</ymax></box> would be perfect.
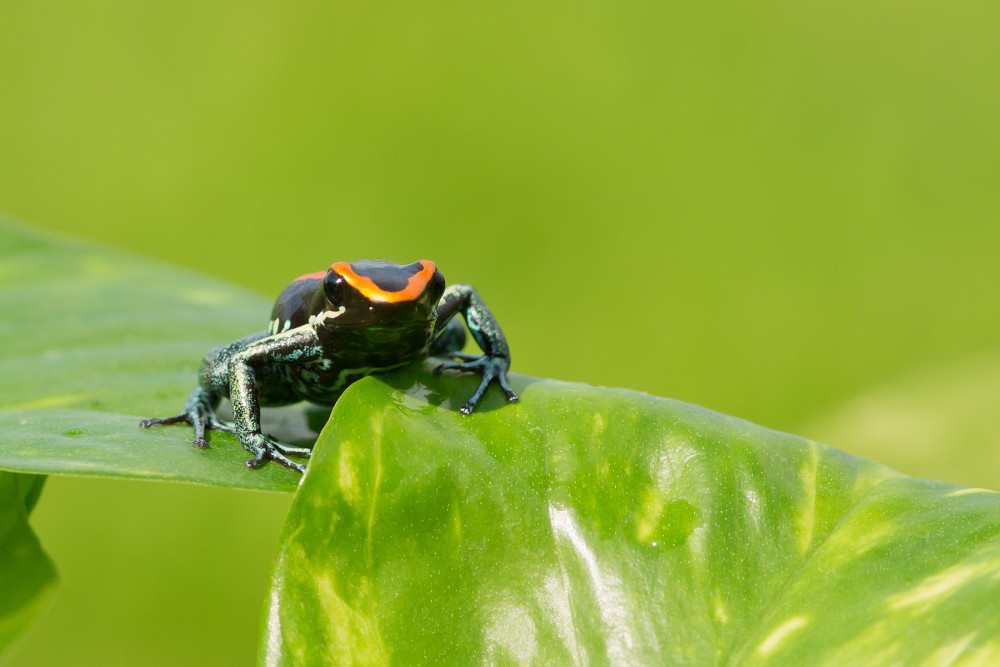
<box><xmin>322</xmin><ymin>260</ymin><xmax>445</xmax><ymax>327</ymax></box>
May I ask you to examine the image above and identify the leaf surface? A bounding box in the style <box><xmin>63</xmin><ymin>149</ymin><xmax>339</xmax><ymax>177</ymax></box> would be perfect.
<box><xmin>0</xmin><ymin>219</ymin><xmax>305</xmax><ymax>491</ymax></box>
<box><xmin>263</xmin><ymin>370</ymin><xmax>1000</xmax><ymax>666</ymax></box>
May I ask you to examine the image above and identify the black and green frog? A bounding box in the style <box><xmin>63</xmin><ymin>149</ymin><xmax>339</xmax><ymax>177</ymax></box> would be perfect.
<box><xmin>141</xmin><ymin>260</ymin><xmax>518</xmax><ymax>474</ymax></box>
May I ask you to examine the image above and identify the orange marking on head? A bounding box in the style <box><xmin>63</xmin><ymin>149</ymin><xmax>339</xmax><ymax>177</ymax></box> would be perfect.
<box><xmin>330</xmin><ymin>260</ymin><xmax>437</xmax><ymax>303</ymax></box>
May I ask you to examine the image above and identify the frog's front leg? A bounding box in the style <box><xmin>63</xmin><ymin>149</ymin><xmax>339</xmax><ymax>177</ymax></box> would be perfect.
<box><xmin>432</xmin><ymin>284</ymin><xmax>519</xmax><ymax>414</ymax></box>
<box><xmin>227</xmin><ymin>326</ymin><xmax>323</xmax><ymax>473</ymax></box>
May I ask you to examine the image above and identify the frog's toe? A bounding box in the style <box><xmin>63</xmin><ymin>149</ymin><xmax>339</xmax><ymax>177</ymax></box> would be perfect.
<box><xmin>434</xmin><ymin>355</ymin><xmax>486</xmax><ymax>375</ymax></box>
<box><xmin>270</xmin><ymin>451</ymin><xmax>307</xmax><ymax>474</ymax></box>
<box><xmin>244</xmin><ymin>450</ymin><xmax>266</xmax><ymax>469</ymax></box>
<box><xmin>141</xmin><ymin>406</ymin><xmax>226</xmax><ymax>450</ymax></box>
<box><xmin>139</xmin><ymin>413</ymin><xmax>189</xmax><ymax>429</ymax></box>
<box><xmin>497</xmin><ymin>373</ymin><xmax>519</xmax><ymax>404</ymax></box>
<box><xmin>246</xmin><ymin>449</ymin><xmax>306</xmax><ymax>474</ymax></box>
<box><xmin>450</xmin><ymin>356</ymin><xmax>518</xmax><ymax>414</ymax></box>
<box><xmin>140</xmin><ymin>411</ymin><xmax>208</xmax><ymax>446</ymax></box>
<box><xmin>459</xmin><ymin>377</ymin><xmax>494</xmax><ymax>414</ymax></box>
<box><xmin>241</xmin><ymin>434</ymin><xmax>308</xmax><ymax>474</ymax></box>
<box><xmin>206</xmin><ymin>416</ymin><xmax>237</xmax><ymax>436</ymax></box>
<box><xmin>273</xmin><ymin>442</ymin><xmax>313</xmax><ymax>458</ymax></box>
<box><xmin>445</xmin><ymin>352</ymin><xmax>481</xmax><ymax>362</ymax></box>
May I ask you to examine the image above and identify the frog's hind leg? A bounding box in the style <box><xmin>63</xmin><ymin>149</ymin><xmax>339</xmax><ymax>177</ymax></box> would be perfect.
<box><xmin>143</xmin><ymin>329</ymin><xmax>319</xmax><ymax>474</ymax></box>
<box><xmin>141</xmin><ymin>332</ymin><xmax>267</xmax><ymax>447</ymax></box>
<box><xmin>140</xmin><ymin>385</ymin><xmax>231</xmax><ymax>448</ymax></box>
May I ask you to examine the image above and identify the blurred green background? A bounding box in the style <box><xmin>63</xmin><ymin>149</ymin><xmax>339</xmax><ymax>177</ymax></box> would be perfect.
<box><xmin>2</xmin><ymin>1</ymin><xmax>999</xmax><ymax>664</ymax></box>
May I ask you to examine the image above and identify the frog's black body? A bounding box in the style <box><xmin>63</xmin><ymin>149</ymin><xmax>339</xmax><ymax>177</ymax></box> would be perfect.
<box><xmin>141</xmin><ymin>260</ymin><xmax>518</xmax><ymax>474</ymax></box>
<box><xmin>262</xmin><ymin>268</ymin><xmax>440</xmax><ymax>405</ymax></box>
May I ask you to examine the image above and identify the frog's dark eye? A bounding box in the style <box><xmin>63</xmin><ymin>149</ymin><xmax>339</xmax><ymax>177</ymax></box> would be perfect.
<box><xmin>427</xmin><ymin>268</ymin><xmax>446</xmax><ymax>302</ymax></box>
<box><xmin>324</xmin><ymin>273</ymin><xmax>349</xmax><ymax>305</ymax></box>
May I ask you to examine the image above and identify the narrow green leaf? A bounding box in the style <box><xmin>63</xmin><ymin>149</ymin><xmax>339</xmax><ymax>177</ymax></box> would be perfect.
<box><xmin>0</xmin><ymin>219</ymin><xmax>305</xmax><ymax>491</ymax></box>
<box><xmin>0</xmin><ymin>410</ymin><xmax>300</xmax><ymax>491</ymax></box>
<box><xmin>263</xmin><ymin>369</ymin><xmax>1000</xmax><ymax>665</ymax></box>
<box><xmin>0</xmin><ymin>472</ymin><xmax>57</xmax><ymax>662</ymax></box>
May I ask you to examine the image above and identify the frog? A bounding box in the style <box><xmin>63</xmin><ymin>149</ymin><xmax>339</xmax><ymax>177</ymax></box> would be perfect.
<box><xmin>140</xmin><ymin>260</ymin><xmax>518</xmax><ymax>474</ymax></box>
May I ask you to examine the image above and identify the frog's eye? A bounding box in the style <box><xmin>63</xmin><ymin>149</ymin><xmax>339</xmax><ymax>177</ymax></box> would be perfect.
<box><xmin>323</xmin><ymin>272</ymin><xmax>349</xmax><ymax>305</ymax></box>
<box><xmin>427</xmin><ymin>268</ymin><xmax>446</xmax><ymax>302</ymax></box>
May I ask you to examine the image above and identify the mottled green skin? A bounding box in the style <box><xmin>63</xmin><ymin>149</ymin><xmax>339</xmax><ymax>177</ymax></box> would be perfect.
<box><xmin>141</xmin><ymin>261</ymin><xmax>518</xmax><ymax>473</ymax></box>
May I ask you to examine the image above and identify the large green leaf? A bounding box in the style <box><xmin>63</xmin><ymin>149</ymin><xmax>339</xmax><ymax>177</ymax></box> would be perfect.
<box><xmin>0</xmin><ymin>219</ymin><xmax>304</xmax><ymax>491</ymax></box>
<box><xmin>264</xmin><ymin>370</ymin><xmax>1000</xmax><ymax>665</ymax></box>
<box><xmin>0</xmin><ymin>472</ymin><xmax>57</xmax><ymax>662</ymax></box>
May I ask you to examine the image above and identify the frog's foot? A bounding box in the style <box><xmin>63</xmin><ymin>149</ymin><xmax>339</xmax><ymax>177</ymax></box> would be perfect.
<box><xmin>140</xmin><ymin>409</ymin><xmax>235</xmax><ymax>449</ymax></box>
<box><xmin>433</xmin><ymin>354</ymin><xmax>519</xmax><ymax>414</ymax></box>
<box><xmin>241</xmin><ymin>433</ymin><xmax>309</xmax><ymax>474</ymax></box>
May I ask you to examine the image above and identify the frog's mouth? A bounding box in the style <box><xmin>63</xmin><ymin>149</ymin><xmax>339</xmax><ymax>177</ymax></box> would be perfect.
<box><xmin>314</xmin><ymin>304</ymin><xmax>437</xmax><ymax>331</ymax></box>
<box><xmin>308</xmin><ymin>306</ymin><xmax>347</xmax><ymax>327</ymax></box>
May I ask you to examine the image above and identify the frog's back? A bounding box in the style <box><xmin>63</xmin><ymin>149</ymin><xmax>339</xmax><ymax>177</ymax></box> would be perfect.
<box><xmin>268</xmin><ymin>272</ymin><xmax>324</xmax><ymax>335</ymax></box>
